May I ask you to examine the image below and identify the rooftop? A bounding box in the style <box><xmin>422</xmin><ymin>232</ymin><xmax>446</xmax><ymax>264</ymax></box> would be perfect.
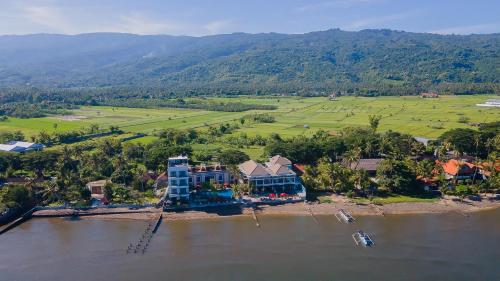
<box><xmin>239</xmin><ymin>156</ymin><xmax>296</xmax><ymax>177</ymax></box>
<box><xmin>441</xmin><ymin>159</ymin><xmax>477</xmax><ymax>176</ymax></box>
<box><xmin>267</xmin><ymin>155</ymin><xmax>292</xmax><ymax>167</ymax></box>
<box><xmin>349</xmin><ymin>158</ymin><xmax>383</xmax><ymax>172</ymax></box>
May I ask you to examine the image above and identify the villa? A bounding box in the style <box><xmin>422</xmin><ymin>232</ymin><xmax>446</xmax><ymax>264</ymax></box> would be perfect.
<box><xmin>238</xmin><ymin>155</ymin><xmax>305</xmax><ymax>197</ymax></box>
<box><xmin>189</xmin><ymin>163</ymin><xmax>232</xmax><ymax>187</ymax></box>
<box><xmin>0</xmin><ymin>141</ymin><xmax>44</xmax><ymax>153</ymax></box>
<box><xmin>165</xmin><ymin>156</ymin><xmax>232</xmax><ymax>201</ymax></box>
<box><xmin>440</xmin><ymin>159</ymin><xmax>479</xmax><ymax>181</ymax></box>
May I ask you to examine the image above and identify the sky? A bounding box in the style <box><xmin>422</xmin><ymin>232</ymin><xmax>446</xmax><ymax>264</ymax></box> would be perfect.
<box><xmin>1</xmin><ymin>0</ymin><xmax>499</xmax><ymax>36</ymax></box>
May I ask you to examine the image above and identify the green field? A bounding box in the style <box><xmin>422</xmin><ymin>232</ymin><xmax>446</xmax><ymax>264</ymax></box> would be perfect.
<box><xmin>1</xmin><ymin>95</ymin><xmax>498</xmax><ymax>140</ymax></box>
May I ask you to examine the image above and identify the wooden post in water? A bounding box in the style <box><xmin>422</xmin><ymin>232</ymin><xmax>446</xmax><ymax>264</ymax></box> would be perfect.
<box><xmin>251</xmin><ymin>208</ymin><xmax>260</xmax><ymax>227</ymax></box>
<box><xmin>305</xmin><ymin>202</ymin><xmax>319</xmax><ymax>224</ymax></box>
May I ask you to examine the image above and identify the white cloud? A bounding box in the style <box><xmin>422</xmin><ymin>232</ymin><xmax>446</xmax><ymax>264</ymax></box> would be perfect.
<box><xmin>430</xmin><ymin>23</ymin><xmax>500</xmax><ymax>35</ymax></box>
<box><xmin>204</xmin><ymin>20</ymin><xmax>235</xmax><ymax>35</ymax></box>
<box><xmin>296</xmin><ymin>0</ymin><xmax>380</xmax><ymax>12</ymax></box>
<box><xmin>111</xmin><ymin>13</ymin><xmax>183</xmax><ymax>35</ymax></box>
<box><xmin>23</xmin><ymin>5</ymin><xmax>75</xmax><ymax>33</ymax></box>
<box><xmin>342</xmin><ymin>11</ymin><xmax>418</xmax><ymax>30</ymax></box>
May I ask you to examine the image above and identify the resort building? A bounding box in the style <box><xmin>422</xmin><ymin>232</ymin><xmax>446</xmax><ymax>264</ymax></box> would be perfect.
<box><xmin>238</xmin><ymin>155</ymin><xmax>305</xmax><ymax>196</ymax></box>
<box><xmin>0</xmin><ymin>141</ymin><xmax>44</xmax><ymax>153</ymax></box>
<box><xmin>165</xmin><ymin>155</ymin><xmax>232</xmax><ymax>201</ymax></box>
<box><xmin>189</xmin><ymin>163</ymin><xmax>231</xmax><ymax>187</ymax></box>
<box><xmin>167</xmin><ymin>156</ymin><xmax>190</xmax><ymax>200</ymax></box>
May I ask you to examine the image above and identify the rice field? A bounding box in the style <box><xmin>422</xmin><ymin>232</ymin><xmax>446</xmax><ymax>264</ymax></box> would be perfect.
<box><xmin>1</xmin><ymin>95</ymin><xmax>498</xmax><ymax>140</ymax></box>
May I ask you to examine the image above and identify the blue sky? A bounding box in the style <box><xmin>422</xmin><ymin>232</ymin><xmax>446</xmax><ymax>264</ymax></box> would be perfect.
<box><xmin>1</xmin><ymin>0</ymin><xmax>499</xmax><ymax>35</ymax></box>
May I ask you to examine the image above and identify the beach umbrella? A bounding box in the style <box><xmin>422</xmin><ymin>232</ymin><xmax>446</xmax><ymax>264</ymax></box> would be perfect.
<box><xmin>269</xmin><ymin>193</ymin><xmax>276</xmax><ymax>198</ymax></box>
<box><xmin>280</xmin><ymin>193</ymin><xmax>287</xmax><ymax>197</ymax></box>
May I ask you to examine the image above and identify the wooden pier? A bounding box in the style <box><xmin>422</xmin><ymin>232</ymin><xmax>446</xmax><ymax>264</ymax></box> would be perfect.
<box><xmin>305</xmin><ymin>203</ymin><xmax>319</xmax><ymax>224</ymax></box>
<box><xmin>126</xmin><ymin>213</ymin><xmax>163</xmax><ymax>255</ymax></box>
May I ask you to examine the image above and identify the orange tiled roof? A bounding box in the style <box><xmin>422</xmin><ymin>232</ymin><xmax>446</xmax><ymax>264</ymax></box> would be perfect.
<box><xmin>441</xmin><ymin>159</ymin><xmax>476</xmax><ymax>176</ymax></box>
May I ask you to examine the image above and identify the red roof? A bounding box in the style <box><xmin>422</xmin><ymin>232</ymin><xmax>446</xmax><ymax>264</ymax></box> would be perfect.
<box><xmin>441</xmin><ymin>159</ymin><xmax>477</xmax><ymax>176</ymax></box>
<box><xmin>293</xmin><ymin>164</ymin><xmax>306</xmax><ymax>174</ymax></box>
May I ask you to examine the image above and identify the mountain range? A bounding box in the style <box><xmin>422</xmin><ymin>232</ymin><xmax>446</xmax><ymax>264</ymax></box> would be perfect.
<box><xmin>0</xmin><ymin>29</ymin><xmax>499</xmax><ymax>94</ymax></box>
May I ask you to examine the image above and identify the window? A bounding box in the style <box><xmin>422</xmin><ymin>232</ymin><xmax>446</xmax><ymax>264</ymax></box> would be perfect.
<box><xmin>170</xmin><ymin>179</ymin><xmax>178</xmax><ymax>186</ymax></box>
<box><xmin>169</xmin><ymin>171</ymin><xmax>177</xmax><ymax>177</ymax></box>
<box><xmin>179</xmin><ymin>188</ymin><xmax>188</xmax><ymax>194</ymax></box>
<box><xmin>179</xmin><ymin>179</ymin><xmax>187</xmax><ymax>186</ymax></box>
<box><xmin>170</xmin><ymin>188</ymin><xmax>178</xmax><ymax>194</ymax></box>
<box><xmin>178</xmin><ymin>171</ymin><xmax>188</xmax><ymax>177</ymax></box>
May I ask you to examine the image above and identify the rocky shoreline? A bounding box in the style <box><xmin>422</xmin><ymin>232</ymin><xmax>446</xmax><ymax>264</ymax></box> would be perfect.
<box><xmin>30</xmin><ymin>196</ymin><xmax>500</xmax><ymax>222</ymax></box>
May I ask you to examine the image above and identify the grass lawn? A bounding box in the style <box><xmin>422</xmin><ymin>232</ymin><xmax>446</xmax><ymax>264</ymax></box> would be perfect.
<box><xmin>351</xmin><ymin>195</ymin><xmax>440</xmax><ymax>204</ymax></box>
<box><xmin>2</xmin><ymin>95</ymin><xmax>498</xmax><ymax>139</ymax></box>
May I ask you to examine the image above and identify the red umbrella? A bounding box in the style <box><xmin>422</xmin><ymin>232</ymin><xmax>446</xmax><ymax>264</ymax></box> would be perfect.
<box><xmin>269</xmin><ymin>193</ymin><xmax>276</xmax><ymax>198</ymax></box>
<box><xmin>280</xmin><ymin>193</ymin><xmax>287</xmax><ymax>197</ymax></box>
<box><xmin>224</xmin><ymin>182</ymin><xmax>229</xmax><ymax>187</ymax></box>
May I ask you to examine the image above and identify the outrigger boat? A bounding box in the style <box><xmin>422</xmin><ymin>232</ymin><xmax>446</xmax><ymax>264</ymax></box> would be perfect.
<box><xmin>352</xmin><ymin>230</ymin><xmax>374</xmax><ymax>247</ymax></box>
<box><xmin>335</xmin><ymin>209</ymin><xmax>355</xmax><ymax>223</ymax></box>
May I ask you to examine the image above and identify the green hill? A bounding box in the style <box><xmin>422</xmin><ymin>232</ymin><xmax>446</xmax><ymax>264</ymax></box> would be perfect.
<box><xmin>0</xmin><ymin>29</ymin><xmax>499</xmax><ymax>94</ymax></box>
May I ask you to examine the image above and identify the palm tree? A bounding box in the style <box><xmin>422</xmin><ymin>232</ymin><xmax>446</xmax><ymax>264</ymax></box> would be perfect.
<box><xmin>135</xmin><ymin>166</ymin><xmax>146</xmax><ymax>192</ymax></box>
<box><xmin>471</xmin><ymin>134</ymin><xmax>481</xmax><ymax>185</ymax></box>
<box><xmin>344</xmin><ymin>147</ymin><xmax>361</xmax><ymax>170</ymax></box>
<box><xmin>41</xmin><ymin>181</ymin><xmax>60</xmax><ymax>204</ymax></box>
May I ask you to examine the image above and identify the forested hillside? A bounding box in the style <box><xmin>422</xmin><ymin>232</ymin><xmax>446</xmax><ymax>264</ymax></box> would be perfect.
<box><xmin>0</xmin><ymin>29</ymin><xmax>499</xmax><ymax>95</ymax></box>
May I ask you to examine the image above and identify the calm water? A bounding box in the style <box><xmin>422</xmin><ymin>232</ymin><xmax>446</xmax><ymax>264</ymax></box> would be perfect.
<box><xmin>1</xmin><ymin>210</ymin><xmax>499</xmax><ymax>281</ymax></box>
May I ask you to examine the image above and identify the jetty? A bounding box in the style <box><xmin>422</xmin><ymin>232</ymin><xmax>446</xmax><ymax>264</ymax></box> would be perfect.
<box><xmin>352</xmin><ymin>230</ymin><xmax>375</xmax><ymax>247</ymax></box>
<box><xmin>0</xmin><ymin>207</ymin><xmax>37</xmax><ymax>235</ymax></box>
<box><xmin>335</xmin><ymin>209</ymin><xmax>355</xmax><ymax>223</ymax></box>
<box><xmin>127</xmin><ymin>213</ymin><xmax>163</xmax><ymax>255</ymax></box>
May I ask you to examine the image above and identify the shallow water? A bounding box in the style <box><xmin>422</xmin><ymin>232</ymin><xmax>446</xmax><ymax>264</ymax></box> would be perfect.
<box><xmin>1</xmin><ymin>209</ymin><xmax>499</xmax><ymax>281</ymax></box>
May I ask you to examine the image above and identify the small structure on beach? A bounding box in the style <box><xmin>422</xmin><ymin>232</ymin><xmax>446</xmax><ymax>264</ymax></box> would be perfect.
<box><xmin>347</xmin><ymin>158</ymin><xmax>383</xmax><ymax>176</ymax></box>
<box><xmin>86</xmin><ymin>180</ymin><xmax>111</xmax><ymax>197</ymax></box>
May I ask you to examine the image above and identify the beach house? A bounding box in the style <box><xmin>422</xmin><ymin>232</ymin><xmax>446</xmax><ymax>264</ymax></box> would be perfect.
<box><xmin>238</xmin><ymin>155</ymin><xmax>305</xmax><ymax>196</ymax></box>
<box><xmin>440</xmin><ymin>159</ymin><xmax>479</xmax><ymax>181</ymax></box>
